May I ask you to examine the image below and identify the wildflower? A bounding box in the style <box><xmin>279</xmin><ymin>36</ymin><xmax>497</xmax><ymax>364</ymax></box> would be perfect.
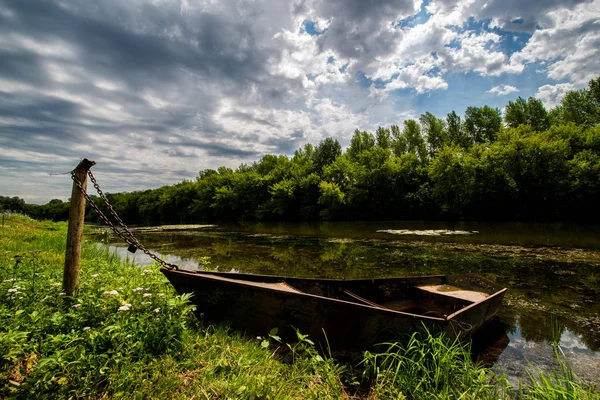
<box><xmin>143</xmin><ymin>293</ymin><xmax>152</xmax><ymax>298</ymax></box>
<box><xmin>91</xmin><ymin>274</ymin><xmax>99</xmax><ymax>278</ymax></box>
<box><xmin>256</xmin><ymin>336</ymin><xmax>262</xmax><ymax>340</ymax></box>
<box><xmin>142</xmin><ymin>269</ymin><xmax>152</xmax><ymax>275</ymax></box>
<box><xmin>141</xmin><ymin>301</ymin><xmax>151</xmax><ymax>305</ymax></box>
<box><xmin>73</xmin><ymin>304</ymin><xmax>82</xmax><ymax>308</ymax></box>
<box><xmin>103</xmin><ymin>290</ymin><xmax>118</xmax><ymax>296</ymax></box>
<box><xmin>58</xmin><ymin>292</ymin><xmax>66</xmax><ymax>296</ymax></box>
<box><xmin>83</xmin><ymin>326</ymin><xmax>91</xmax><ymax>331</ymax></box>
<box><xmin>51</xmin><ymin>282</ymin><xmax>61</xmax><ymax>287</ymax></box>
<box><xmin>7</xmin><ymin>288</ymin><xmax>18</xmax><ymax>293</ymax></box>
<box><xmin>18</xmin><ymin>296</ymin><xmax>24</xmax><ymax>300</ymax></box>
<box><xmin>153</xmin><ymin>308</ymin><xmax>160</xmax><ymax>313</ymax></box>
<box><xmin>158</xmin><ymin>293</ymin><xmax>165</xmax><ymax>297</ymax></box>
<box><xmin>118</xmin><ymin>304</ymin><xmax>131</xmax><ymax>312</ymax></box>
<box><xmin>3</xmin><ymin>278</ymin><xmax>17</xmax><ymax>282</ymax></box>
<box><xmin>133</xmin><ymin>287</ymin><xmax>143</xmax><ymax>292</ymax></box>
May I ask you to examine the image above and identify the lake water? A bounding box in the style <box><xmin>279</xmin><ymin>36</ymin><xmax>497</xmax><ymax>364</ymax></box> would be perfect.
<box><xmin>100</xmin><ymin>220</ymin><xmax>600</xmax><ymax>386</ymax></box>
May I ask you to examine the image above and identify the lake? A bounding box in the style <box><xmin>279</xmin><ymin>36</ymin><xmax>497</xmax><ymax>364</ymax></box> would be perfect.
<box><xmin>99</xmin><ymin>220</ymin><xmax>600</xmax><ymax>386</ymax></box>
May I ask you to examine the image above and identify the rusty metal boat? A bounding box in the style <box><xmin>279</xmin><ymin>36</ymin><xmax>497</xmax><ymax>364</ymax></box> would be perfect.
<box><xmin>161</xmin><ymin>269</ymin><xmax>507</xmax><ymax>351</ymax></box>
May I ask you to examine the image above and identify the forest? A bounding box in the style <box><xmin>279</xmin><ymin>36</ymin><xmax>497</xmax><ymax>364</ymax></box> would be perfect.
<box><xmin>4</xmin><ymin>76</ymin><xmax>600</xmax><ymax>225</ymax></box>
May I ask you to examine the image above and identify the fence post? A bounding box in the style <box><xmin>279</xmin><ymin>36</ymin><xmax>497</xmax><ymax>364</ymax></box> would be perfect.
<box><xmin>63</xmin><ymin>158</ymin><xmax>96</xmax><ymax>297</ymax></box>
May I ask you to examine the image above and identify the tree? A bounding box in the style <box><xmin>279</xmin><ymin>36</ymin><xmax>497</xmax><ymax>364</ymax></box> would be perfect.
<box><xmin>318</xmin><ymin>181</ymin><xmax>345</xmax><ymax>220</ymax></box>
<box><xmin>390</xmin><ymin>124</ymin><xmax>407</xmax><ymax>156</ymax></box>
<box><xmin>420</xmin><ymin>112</ymin><xmax>447</xmax><ymax>157</ymax></box>
<box><xmin>347</xmin><ymin>129</ymin><xmax>375</xmax><ymax>161</ymax></box>
<box><xmin>560</xmin><ymin>89</ymin><xmax>598</xmax><ymax>127</ymax></box>
<box><xmin>402</xmin><ymin>119</ymin><xmax>428</xmax><ymax>163</ymax></box>
<box><xmin>375</xmin><ymin>126</ymin><xmax>391</xmax><ymax>149</ymax></box>
<box><xmin>312</xmin><ymin>137</ymin><xmax>342</xmax><ymax>173</ymax></box>
<box><xmin>446</xmin><ymin>111</ymin><xmax>470</xmax><ymax>149</ymax></box>
<box><xmin>505</xmin><ymin>96</ymin><xmax>549</xmax><ymax>131</ymax></box>
<box><xmin>464</xmin><ymin>106</ymin><xmax>502</xmax><ymax>143</ymax></box>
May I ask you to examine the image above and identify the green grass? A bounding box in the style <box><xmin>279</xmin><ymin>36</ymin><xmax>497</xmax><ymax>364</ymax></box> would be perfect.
<box><xmin>1</xmin><ymin>213</ymin><xmax>598</xmax><ymax>399</ymax></box>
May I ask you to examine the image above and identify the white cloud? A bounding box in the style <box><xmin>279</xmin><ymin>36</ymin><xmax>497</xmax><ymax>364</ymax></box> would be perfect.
<box><xmin>487</xmin><ymin>84</ymin><xmax>519</xmax><ymax>96</ymax></box>
<box><xmin>438</xmin><ymin>31</ymin><xmax>524</xmax><ymax>77</ymax></box>
<box><xmin>535</xmin><ymin>83</ymin><xmax>576</xmax><ymax>108</ymax></box>
<box><xmin>510</xmin><ymin>1</ymin><xmax>600</xmax><ymax>86</ymax></box>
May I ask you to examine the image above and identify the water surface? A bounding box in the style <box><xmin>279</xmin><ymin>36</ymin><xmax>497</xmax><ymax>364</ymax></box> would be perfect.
<box><xmin>102</xmin><ymin>220</ymin><xmax>600</xmax><ymax>386</ymax></box>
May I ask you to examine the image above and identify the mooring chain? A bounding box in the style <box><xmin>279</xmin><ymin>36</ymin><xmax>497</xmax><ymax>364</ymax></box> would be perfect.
<box><xmin>70</xmin><ymin>170</ymin><xmax>179</xmax><ymax>270</ymax></box>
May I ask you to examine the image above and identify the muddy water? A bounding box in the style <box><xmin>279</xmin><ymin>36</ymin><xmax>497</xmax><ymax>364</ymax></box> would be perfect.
<box><xmin>101</xmin><ymin>221</ymin><xmax>600</xmax><ymax>386</ymax></box>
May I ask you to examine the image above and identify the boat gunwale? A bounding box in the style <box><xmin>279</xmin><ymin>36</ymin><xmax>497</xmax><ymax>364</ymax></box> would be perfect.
<box><xmin>445</xmin><ymin>288</ymin><xmax>507</xmax><ymax>320</ymax></box>
<box><xmin>161</xmin><ymin>269</ymin><xmax>505</xmax><ymax>322</ymax></box>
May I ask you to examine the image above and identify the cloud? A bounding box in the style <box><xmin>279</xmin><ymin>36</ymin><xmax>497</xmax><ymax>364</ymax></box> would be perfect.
<box><xmin>535</xmin><ymin>83</ymin><xmax>576</xmax><ymax>108</ymax></box>
<box><xmin>510</xmin><ymin>1</ymin><xmax>600</xmax><ymax>86</ymax></box>
<box><xmin>487</xmin><ymin>84</ymin><xmax>520</xmax><ymax>96</ymax></box>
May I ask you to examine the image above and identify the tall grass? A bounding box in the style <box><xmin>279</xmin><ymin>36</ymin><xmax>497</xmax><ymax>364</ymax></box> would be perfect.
<box><xmin>361</xmin><ymin>328</ymin><xmax>506</xmax><ymax>399</ymax></box>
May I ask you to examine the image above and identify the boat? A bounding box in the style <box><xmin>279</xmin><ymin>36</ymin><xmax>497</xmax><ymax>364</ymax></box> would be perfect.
<box><xmin>161</xmin><ymin>269</ymin><xmax>507</xmax><ymax>351</ymax></box>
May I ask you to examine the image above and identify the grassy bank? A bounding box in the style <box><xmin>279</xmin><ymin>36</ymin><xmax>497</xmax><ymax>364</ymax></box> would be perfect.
<box><xmin>1</xmin><ymin>214</ymin><xmax>598</xmax><ymax>399</ymax></box>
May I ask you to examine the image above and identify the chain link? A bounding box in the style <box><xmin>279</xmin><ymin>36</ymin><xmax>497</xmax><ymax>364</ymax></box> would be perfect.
<box><xmin>71</xmin><ymin>170</ymin><xmax>179</xmax><ymax>270</ymax></box>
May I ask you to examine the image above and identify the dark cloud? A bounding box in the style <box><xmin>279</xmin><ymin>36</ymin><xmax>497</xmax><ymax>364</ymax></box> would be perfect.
<box><xmin>310</xmin><ymin>0</ymin><xmax>417</xmax><ymax>60</ymax></box>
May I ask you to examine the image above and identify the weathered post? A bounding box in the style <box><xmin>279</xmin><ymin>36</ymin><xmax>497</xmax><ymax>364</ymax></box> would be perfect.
<box><xmin>63</xmin><ymin>158</ymin><xmax>96</xmax><ymax>297</ymax></box>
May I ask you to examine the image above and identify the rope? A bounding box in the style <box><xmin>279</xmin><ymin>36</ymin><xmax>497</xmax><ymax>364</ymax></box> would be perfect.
<box><xmin>71</xmin><ymin>170</ymin><xmax>179</xmax><ymax>270</ymax></box>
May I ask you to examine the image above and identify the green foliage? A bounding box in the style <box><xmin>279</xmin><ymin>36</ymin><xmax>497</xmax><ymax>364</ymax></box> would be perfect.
<box><xmin>317</xmin><ymin>181</ymin><xmax>346</xmax><ymax>220</ymax></box>
<box><xmin>13</xmin><ymin>75</ymin><xmax>600</xmax><ymax>225</ymax></box>
<box><xmin>312</xmin><ymin>137</ymin><xmax>342</xmax><ymax>173</ymax></box>
<box><xmin>375</xmin><ymin>126</ymin><xmax>391</xmax><ymax>149</ymax></box>
<box><xmin>505</xmin><ymin>96</ymin><xmax>550</xmax><ymax>131</ymax></box>
<box><xmin>420</xmin><ymin>111</ymin><xmax>448</xmax><ymax>157</ymax></box>
<box><xmin>401</xmin><ymin>119</ymin><xmax>428</xmax><ymax>163</ymax></box>
<box><xmin>465</xmin><ymin>105</ymin><xmax>503</xmax><ymax>143</ymax></box>
<box><xmin>446</xmin><ymin>110</ymin><xmax>471</xmax><ymax>149</ymax></box>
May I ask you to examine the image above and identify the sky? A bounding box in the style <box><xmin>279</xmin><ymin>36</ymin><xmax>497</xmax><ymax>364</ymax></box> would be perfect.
<box><xmin>1</xmin><ymin>0</ymin><xmax>599</xmax><ymax>204</ymax></box>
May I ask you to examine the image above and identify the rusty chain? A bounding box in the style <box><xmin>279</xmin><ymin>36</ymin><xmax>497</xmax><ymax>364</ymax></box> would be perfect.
<box><xmin>71</xmin><ymin>170</ymin><xmax>179</xmax><ymax>270</ymax></box>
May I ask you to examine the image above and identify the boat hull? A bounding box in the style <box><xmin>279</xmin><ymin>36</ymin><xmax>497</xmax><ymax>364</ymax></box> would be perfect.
<box><xmin>161</xmin><ymin>269</ymin><xmax>507</xmax><ymax>351</ymax></box>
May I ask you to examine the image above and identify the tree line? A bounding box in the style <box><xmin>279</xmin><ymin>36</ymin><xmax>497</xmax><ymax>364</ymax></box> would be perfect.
<box><xmin>10</xmin><ymin>76</ymin><xmax>600</xmax><ymax>224</ymax></box>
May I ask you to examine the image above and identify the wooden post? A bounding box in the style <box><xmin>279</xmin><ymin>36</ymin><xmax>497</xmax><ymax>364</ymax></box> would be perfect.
<box><xmin>63</xmin><ymin>158</ymin><xmax>95</xmax><ymax>297</ymax></box>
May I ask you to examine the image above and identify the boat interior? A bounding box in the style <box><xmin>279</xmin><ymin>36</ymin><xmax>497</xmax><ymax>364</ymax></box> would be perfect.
<box><xmin>197</xmin><ymin>271</ymin><xmax>501</xmax><ymax>319</ymax></box>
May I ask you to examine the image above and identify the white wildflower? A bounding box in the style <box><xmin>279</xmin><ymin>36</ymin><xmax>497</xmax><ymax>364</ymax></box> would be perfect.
<box><xmin>83</xmin><ymin>326</ymin><xmax>91</xmax><ymax>331</ymax></box>
<box><xmin>51</xmin><ymin>282</ymin><xmax>61</xmax><ymax>287</ymax></box>
<box><xmin>7</xmin><ymin>288</ymin><xmax>18</xmax><ymax>293</ymax></box>
<box><xmin>132</xmin><ymin>287</ymin><xmax>143</xmax><ymax>292</ymax></box>
<box><xmin>143</xmin><ymin>293</ymin><xmax>152</xmax><ymax>298</ymax></box>
<box><xmin>142</xmin><ymin>269</ymin><xmax>152</xmax><ymax>275</ymax></box>
<box><xmin>18</xmin><ymin>296</ymin><xmax>24</xmax><ymax>300</ymax></box>
<box><xmin>3</xmin><ymin>278</ymin><xmax>17</xmax><ymax>282</ymax></box>
<box><xmin>256</xmin><ymin>336</ymin><xmax>262</xmax><ymax>340</ymax></box>
<box><xmin>58</xmin><ymin>292</ymin><xmax>66</xmax><ymax>296</ymax></box>
<box><xmin>73</xmin><ymin>304</ymin><xmax>82</xmax><ymax>308</ymax></box>
<box><xmin>153</xmin><ymin>308</ymin><xmax>160</xmax><ymax>313</ymax></box>
<box><xmin>117</xmin><ymin>304</ymin><xmax>132</xmax><ymax>312</ymax></box>
<box><xmin>141</xmin><ymin>301</ymin><xmax>151</xmax><ymax>305</ymax></box>
<box><xmin>103</xmin><ymin>290</ymin><xmax>118</xmax><ymax>296</ymax></box>
<box><xmin>91</xmin><ymin>274</ymin><xmax>99</xmax><ymax>278</ymax></box>
<box><xmin>158</xmin><ymin>293</ymin><xmax>165</xmax><ymax>297</ymax></box>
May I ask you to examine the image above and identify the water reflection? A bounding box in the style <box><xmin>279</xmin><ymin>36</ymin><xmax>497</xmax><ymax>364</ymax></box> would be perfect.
<box><xmin>101</xmin><ymin>222</ymin><xmax>600</xmax><ymax>385</ymax></box>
